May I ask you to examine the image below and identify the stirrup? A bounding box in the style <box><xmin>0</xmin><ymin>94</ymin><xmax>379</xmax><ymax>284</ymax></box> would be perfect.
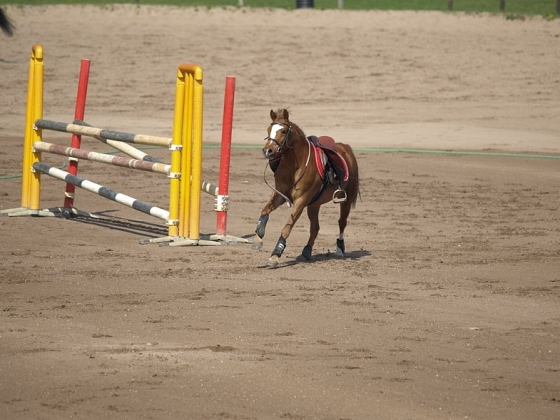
<box><xmin>332</xmin><ymin>188</ymin><xmax>347</xmax><ymax>203</ymax></box>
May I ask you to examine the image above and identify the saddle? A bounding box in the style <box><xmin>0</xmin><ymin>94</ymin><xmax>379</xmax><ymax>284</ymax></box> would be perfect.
<box><xmin>308</xmin><ymin>136</ymin><xmax>348</xmax><ymax>182</ymax></box>
<box><xmin>307</xmin><ymin>135</ymin><xmax>349</xmax><ymax>204</ymax></box>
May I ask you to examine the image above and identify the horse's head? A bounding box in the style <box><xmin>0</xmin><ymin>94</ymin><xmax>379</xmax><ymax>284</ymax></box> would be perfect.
<box><xmin>262</xmin><ymin>108</ymin><xmax>292</xmax><ymax>159</ymax></box>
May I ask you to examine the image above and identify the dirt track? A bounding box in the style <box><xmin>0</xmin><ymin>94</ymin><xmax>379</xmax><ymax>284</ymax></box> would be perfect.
<box><xmin>1</xmin><ymin>5</ymin><xmax>559</xmax><ymax>419</ymax></box>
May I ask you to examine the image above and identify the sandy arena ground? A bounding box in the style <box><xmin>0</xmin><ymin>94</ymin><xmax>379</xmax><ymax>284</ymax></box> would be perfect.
<box><xmin>1</xmin><ymin>5</ymin><xmax>559</xmax><ymax>419</ymax></box>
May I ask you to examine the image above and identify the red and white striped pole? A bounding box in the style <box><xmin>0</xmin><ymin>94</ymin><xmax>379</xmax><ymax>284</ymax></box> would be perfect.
<box><xmin>63</xmin><ymin>58</ymin><xmax>90</xmax><ymax>209</ymax></box>
<box><xmin>216</xmin><ymin>76</ymin><xmax>235</xmax><ymax>236</ymax></box>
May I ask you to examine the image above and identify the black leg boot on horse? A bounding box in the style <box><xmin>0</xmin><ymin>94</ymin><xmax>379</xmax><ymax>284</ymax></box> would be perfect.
<box><xmin>252</xmin><ymin>108</ymin><xmax>360</xmax><ymax>268</ymax></box>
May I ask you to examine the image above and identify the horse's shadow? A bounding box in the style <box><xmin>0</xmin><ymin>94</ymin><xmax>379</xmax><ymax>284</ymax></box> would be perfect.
<box><xmin>67</xmin><ymin>210</ymin><xmax>168</xmax><ymax>238</ymax></box>
<box><xmin>258</xmin><ymin>248</ymin><xmax>371</xmax><ymax>269</ymax></box>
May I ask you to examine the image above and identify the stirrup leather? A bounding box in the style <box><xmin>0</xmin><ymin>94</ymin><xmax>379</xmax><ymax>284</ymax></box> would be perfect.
<box><xmin>332</xmin><ymin>188</ymin><xmax>347</xmax><ymax>203</ymax></box>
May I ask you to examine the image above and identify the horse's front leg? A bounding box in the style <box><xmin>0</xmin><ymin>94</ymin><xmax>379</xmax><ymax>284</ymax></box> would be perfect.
<box><xmin>267</xmin><ymin>203</ymin><xmax>306</xmax><ymax>268</ymax></box>
<box><xmin>252</xmin><ymin>193</ymin><xmax>285</xmax><ymax>250</ymax></box>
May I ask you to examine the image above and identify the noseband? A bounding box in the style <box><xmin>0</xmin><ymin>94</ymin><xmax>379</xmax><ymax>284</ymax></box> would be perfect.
<box><xmin>264</xmin><ymin>122</ymin><xmax>292</xmax><ymax>154</ymax></box>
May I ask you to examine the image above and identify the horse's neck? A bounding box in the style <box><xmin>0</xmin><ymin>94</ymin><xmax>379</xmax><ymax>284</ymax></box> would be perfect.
<box><xmin>280</xmin><ymin>131</ymin><xmax>309</xmax><ymax>174</ymax></box>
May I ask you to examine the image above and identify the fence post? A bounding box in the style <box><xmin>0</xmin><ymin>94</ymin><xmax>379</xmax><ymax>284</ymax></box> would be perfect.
<box><xmin>63</xmin><ymin>59</ymin><xmax>90</xmax><ymax>210</ymax></box>
<box><xmin>500</xmin><ymin>0</ymin><xmax>505</xmax><ymax>11</ymax></box>
<box><xmin>216</xmin><ymin>77</ymin><xmax>235</xmax><ymax>237</ymax></box>
<box><xmin>448</xmin><ymin>1</ymin><xmax>453</xmax><ymax>11</ymax></box>
<box><xmin>20</xmin><ymin>45</ymin><xmax>43</xmax><ymax>212</ymax></box>
<box><xmin>28</xmin><ymin>46</ymin><xmax>44</xmax><ymax>213</ymax></box>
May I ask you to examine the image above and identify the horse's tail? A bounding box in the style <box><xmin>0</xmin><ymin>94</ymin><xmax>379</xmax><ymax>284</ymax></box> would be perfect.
<box><xmin>336</xmin><ymin>142</ymin><xmax>360</xmax><ymax>209</ymax></box>
<box><xmin>0</xmin><ymin>8</ymin><xmax>15</xmax><ymax>37</ymax></box>
<box><xmin>351</xmin><ymin>150</ymin><xmax>360</xmax><ymax>209</ymax></box>
<box><xmin>351</xmin><ymin>173</ymin><xmax>360</xmax><ymax>209</ymax></box>
<box><xmin>352</xmin><ymin>179</ymin><xmax>360</xmax><ymax>209</ymax></box>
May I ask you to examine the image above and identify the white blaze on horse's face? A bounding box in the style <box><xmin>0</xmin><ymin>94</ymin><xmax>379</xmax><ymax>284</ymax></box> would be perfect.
<box><xmin>269</xmin><ymin>124</ymin><xmax>284</xmax><ymax>141</ymax></box>
<box><xmin>263</xmin><ymin>123</ymin><xmax>286</xmax><ymax>159</ymax></box>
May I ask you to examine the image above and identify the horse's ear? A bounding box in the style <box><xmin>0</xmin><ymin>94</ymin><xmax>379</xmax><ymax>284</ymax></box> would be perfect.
<box><xmin>283</xmin><ymin>108</ymin><xmax>290</xmax><ymax>121</ymax></box>
<box><xmin>270</xmin><ymin>109</ymin><xmax>277</xmax><ymax>121</ymax></box>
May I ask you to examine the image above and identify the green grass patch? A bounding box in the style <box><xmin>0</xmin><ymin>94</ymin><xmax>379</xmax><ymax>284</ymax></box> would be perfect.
<box><xmin>0</xmin><ymin>0</ymin><xmax>557</xmax><ymax>16</ymax></box>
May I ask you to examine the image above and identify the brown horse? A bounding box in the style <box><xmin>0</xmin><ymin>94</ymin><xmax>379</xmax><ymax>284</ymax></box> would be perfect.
<box><xmin>252</xmin><ymin>108</ymin><xmax>360</xmax><ymax>268</ymax></box>
<box><xmin>0</xmin><ymin>8</ymin><xmax>15</xmax><ymax>37</ymax></box>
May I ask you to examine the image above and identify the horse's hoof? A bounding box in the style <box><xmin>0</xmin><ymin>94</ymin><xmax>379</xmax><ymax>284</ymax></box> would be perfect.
<box><xmin>252</xmin><ymin>242</ymin><xmax>263</xmax><ymax>250</ymax></box>
<box><xmin>302</xmin><ymin>245</ymin><xmax>313</xmax><ymax>260</ymax></box>
<box><xmin>267</xmin><ymin>256</ymin><xmax>279</xmax><ymax>268</ymax></box>
<box><xmin>335</xmin><ymin>239</ymin><xmax>345</xmax><ymax>257</ymax></box>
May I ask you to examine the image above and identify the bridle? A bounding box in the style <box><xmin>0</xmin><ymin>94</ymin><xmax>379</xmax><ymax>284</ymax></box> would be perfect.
<box><xmin>264</xmin><ymin>122</ymin><xmax>293</xmax><ymax>155</ymax></box>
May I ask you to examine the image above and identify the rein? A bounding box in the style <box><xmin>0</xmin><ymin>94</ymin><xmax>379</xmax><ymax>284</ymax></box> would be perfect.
<box><xmin>263</xmin><ymin>124</ymin><xmax>312</xmax><ymax>208</ymax></box>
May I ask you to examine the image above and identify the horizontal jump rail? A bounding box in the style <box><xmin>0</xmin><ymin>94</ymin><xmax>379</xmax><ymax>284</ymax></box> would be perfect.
<box><xmin>73</xmin><ymin>120</ymin><xmax>162</xmax><ymax>163</ymax></box>
<box><xmin>201</xmin><ymin>181</ymin><xmax>218</xmax><ymax>196</ymax></box>
<box><xmin>33</xmin><ymin>162</ymin><xmax>170</xmax><ymax>221</ymax></box>
<box><xmin>34</xmin><ymin>119</ymin><xmax>172</xmax><ymax>147</ymax></box>
<box><xmin>35</xmin><ymin>141</ymin><xmax>219</xmax><ymax>195</ymax></box>
<box><xmin>33</xmin><ymin>142</ymin><xmax>171</xmax><ymax>175</ymax></box>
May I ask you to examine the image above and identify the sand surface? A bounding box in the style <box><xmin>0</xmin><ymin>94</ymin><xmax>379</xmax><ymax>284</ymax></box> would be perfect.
<box><xmin>1</xmin><ymin>5</ymin><xmax>559</xmax><ymax>420</ymax></box>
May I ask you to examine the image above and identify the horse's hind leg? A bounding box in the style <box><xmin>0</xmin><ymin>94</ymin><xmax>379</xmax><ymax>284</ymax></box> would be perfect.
<box><xmin>336</xmin><ymin>200</ymin><xmax>352</xmax><ymax>257</ymax></box>
<box><xmin>302</xmin><ymin>205</ymin><xmax>320</xmax><ymax>260</ymax></box>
